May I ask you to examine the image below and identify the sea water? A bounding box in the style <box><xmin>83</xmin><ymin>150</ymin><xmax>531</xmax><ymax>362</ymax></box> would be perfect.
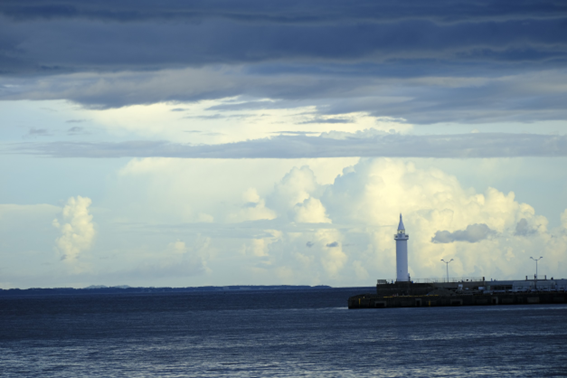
<box><xmin>1</xmin><ymin>288</ymin><xmax>566</xmax><ymax>377</ymax></box>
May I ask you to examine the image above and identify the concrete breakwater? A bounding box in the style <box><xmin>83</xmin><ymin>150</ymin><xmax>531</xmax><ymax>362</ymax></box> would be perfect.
<box><xmin>348</xmin><ymin>291</ymin><xmax>567</xmax><ymax>309</ymax></box>
<box><xmin>348</xmin><ymin>278</ymin><xmax>567</xmax><ymax>309</ymax></box>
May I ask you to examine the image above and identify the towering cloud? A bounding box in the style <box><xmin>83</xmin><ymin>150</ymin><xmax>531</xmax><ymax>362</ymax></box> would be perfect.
<box><xmin>53</xmin><ymin>196</ymin><xmax>95</xmax><ymax>262</ymax></box>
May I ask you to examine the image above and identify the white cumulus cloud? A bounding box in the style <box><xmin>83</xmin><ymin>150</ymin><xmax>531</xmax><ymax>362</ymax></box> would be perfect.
<box><xmin>53</xmin><ymin>196</ymin><xmax>96</xmax><ymax>262</ymax></box>
<box><xmin>47</xmin><ymin>157</ymin><xmax>566</xmax><ymax>287</ymax></box>
<box><xmin>317</xmin><ymin>159</ymin><xmax>563</xmax><ymax>281</ymax></box>
<box><xmin>294</xmin><ymin>197</ymin><xmax>331</xmax><ymax>223</ymax></box>
<box><xmin>232</xmin><ymin>158</ymin><xmax>566</xmax><ymax>285</ymax></box>
<box><xmin>228</xmin><ymin>188</ymin><xmax>276</xmax><ymax>222</ymax></box>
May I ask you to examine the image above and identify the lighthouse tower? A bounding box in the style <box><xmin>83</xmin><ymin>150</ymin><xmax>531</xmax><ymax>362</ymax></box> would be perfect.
<box><xmin>394</xmin><ymin>214</ymin><xmax>409</xmax><ymax>282</ymax></box>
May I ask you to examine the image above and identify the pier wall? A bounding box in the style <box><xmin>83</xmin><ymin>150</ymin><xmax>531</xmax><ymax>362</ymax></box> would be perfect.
<box><xmin>349</xmin><ymin>292</ymin><xmax>567</xmax><ymax>309</ymax></box>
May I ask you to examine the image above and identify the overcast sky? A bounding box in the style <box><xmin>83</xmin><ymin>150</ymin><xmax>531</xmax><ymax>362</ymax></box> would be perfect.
<box><xmin>1</xmin><ymin>1</ymin><xmax>566</xmax><ymax>288</ymax></box>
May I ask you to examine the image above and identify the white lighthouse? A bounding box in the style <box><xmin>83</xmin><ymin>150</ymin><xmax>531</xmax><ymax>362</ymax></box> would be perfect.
<box><xmin>394</xmin><ymin>214</ymin><xmax>409</xmax><ymax>282</ymax></box>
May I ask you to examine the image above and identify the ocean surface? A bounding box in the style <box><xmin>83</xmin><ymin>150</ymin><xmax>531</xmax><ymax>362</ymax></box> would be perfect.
<box><xmin>1</xmin><ymin>287</ymin><xmax>567</xmax><ymax>377</ymax></box>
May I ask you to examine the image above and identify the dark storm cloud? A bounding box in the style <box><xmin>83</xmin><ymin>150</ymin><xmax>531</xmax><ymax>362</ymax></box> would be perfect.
<box><xmin>1</xmin><ymin>1</ymin><xmax>566</xmax><ymax>124</ymax></box>
<box><xmin>9</xmin><ymin>132</ymin><xmax>567</xmax><ymax>159</ymax></box>
<box><xmin>3</xmin><ymin>66</ymin><xmax>567</xmax><ymax>124</ymax></box>
<box><xmin>0</xmin><ymin>1</ymin><xmax>565</xmax><ymax>76</ymax></box>
<box><xmin>5</xmin><ymin>17</ymin><xmax>567</xmax><ymax>74</ymax></box>
<box><xmin>1</xmin><ymin>0</ymin><xmax>564</xmax><ymax>24</ymax></box>
<box><xmin>431</xmin><ymin>224</ymin><xmax>495</xmax><ymax>243</ymax></box>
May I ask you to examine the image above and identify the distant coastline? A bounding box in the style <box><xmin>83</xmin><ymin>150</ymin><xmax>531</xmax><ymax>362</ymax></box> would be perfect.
<box><xmin>0</xmin><ymin>285</ymin><xmax>334</xmax><ymax>297</ymax></box>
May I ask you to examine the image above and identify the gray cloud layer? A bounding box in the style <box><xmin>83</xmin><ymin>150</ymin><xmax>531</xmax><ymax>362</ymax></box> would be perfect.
<box><xmin>431</xmin><ymin>223</ymin><xmax>495</xmax><ymax>243</ymax></box>
<box><xmin>3</xmin><ymin>1</ymin><xmax>564</xmax><ymax>24</ymax></box>
<box><xmin>8</xmin><ymin>132</ymin><xmax>567</xmax><ymax>159</ymax></box>
<box><xmin>2</xmin><ymin>3</ymin><xmax>565</xmax><ymax>75</ymax></box>
<box><xmin>1</xmin><ymin>1</ymin><xmax>566</xmax><ymax>124</ymax></box>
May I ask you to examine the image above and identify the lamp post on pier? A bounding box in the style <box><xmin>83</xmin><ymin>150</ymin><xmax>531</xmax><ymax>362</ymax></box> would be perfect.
<box><xmin>530</xmin><ymin>256</ymin><xmax>543</xmax><ymax>289</ymax></box>
<box><xmin>441</xmin><ymin>259</ymin><xmax>453</xmax><ymax>283</ymax></box>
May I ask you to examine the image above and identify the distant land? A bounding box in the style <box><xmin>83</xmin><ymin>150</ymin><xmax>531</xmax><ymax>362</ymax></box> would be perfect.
<box><xmin>0</xmin><ymin>285</ymin><xmax>334</xmax><ymax>297</ymax></box>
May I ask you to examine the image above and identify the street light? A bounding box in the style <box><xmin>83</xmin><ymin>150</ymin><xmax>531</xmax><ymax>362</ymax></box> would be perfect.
<box><xmin>530</xmin><ymin>256</ymin><xmax>543</xmax><ymax>286</ymax></box>
<box><xmin>441</xmin><ymin>259</ymin><xmax>454</xmax><ymax>283</ymax></box>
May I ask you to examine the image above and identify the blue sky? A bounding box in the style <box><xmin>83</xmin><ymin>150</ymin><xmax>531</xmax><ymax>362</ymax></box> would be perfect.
<box><xmin>1</xmin><ymin>1</ymin><xmax>566</xmax><ymax>288</ymax></box>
